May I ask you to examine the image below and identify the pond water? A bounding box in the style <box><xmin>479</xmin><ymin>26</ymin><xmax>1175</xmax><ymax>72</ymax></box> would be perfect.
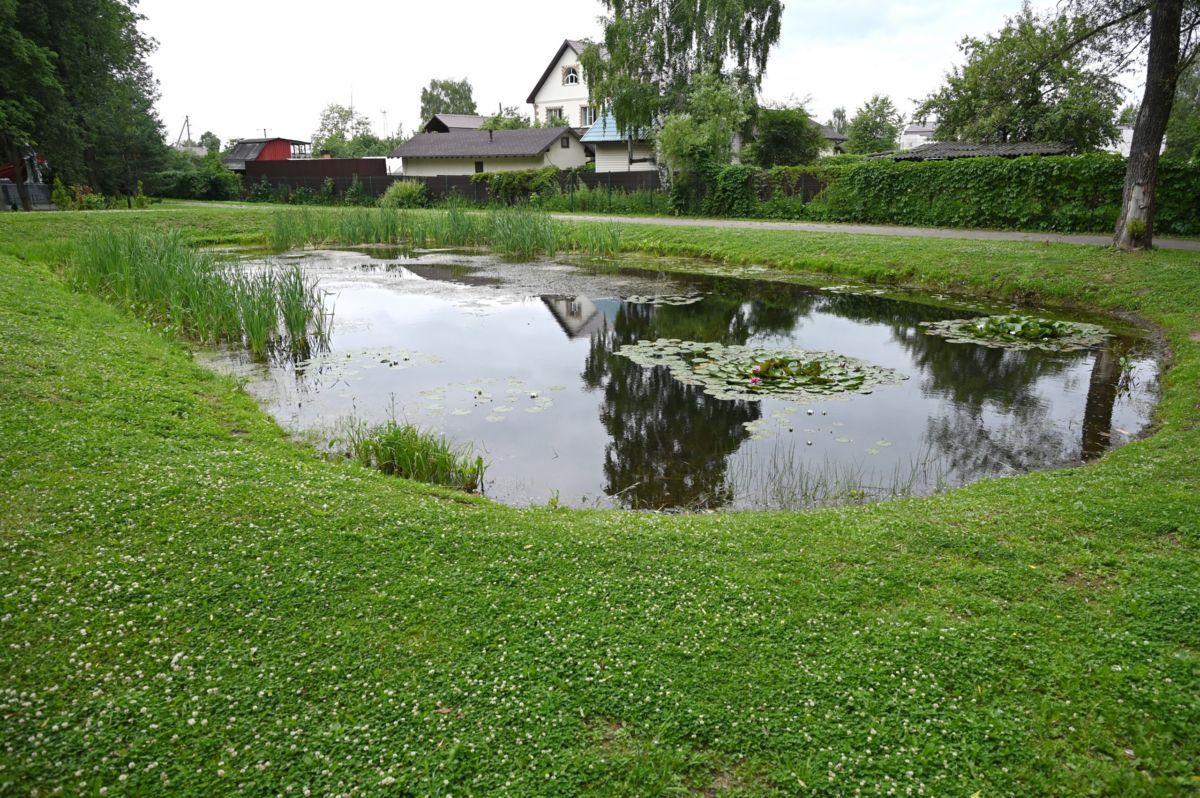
<box><xmin>203</xmin><ymin>248</ymin><xmax>1159</xmax><ymax>511</ymax></box>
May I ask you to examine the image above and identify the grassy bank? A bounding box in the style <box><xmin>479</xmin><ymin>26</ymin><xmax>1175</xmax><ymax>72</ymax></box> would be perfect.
<box><xmin>0</xmin><ymin>207</ymin><xmax>1197</xmax><ymax>796</ymax></box>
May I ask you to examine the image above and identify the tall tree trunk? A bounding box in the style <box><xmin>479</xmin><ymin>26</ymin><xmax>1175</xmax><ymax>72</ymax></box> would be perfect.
<box><xmin>1114</xmin><ymin>0</ymin><xmax>1184</xmax><ymax>251</ymax></box>
<box><xmin>6</xmin><ymin>141</ymin><xmax>33</xmax><ymax>212</ymax></box>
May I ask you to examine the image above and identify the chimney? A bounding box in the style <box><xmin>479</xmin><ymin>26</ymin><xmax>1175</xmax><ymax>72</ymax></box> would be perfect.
<box><xmin>488</xmin><ymin>129</ymin><xmax>493</xmax><ymax>142</ymax></box>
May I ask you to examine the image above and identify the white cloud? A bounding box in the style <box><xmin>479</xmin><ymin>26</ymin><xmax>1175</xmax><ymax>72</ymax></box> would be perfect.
<box><xmin>139</xmin><ymin>0</ymin><xmax>1141</xmax><ymax>144</ymax></box>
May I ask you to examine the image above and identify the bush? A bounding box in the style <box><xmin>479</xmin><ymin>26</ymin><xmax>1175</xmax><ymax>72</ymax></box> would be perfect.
<box><xmin>51</xmin><ymin>177</ymin><xmax>71</xmax><ymax>210</ymax></box>
<box><xmin>149</xmin><ymin>152</ymin><xmax>241</xmax><ymax>201</ymax></box>
<box><xmin>471</xmin><ymin>166</ymin><xmax>559</xmax><ymax>204</ymax></box>
<box><xmin>381</xmin><ymin>179</ymin><xmax>427</xmax><ymax>209</ymax></box>
<box><xmin>342</xmin><ymin>175</ymin><xmax>375</xmax><ymax>207</ymax></box>
<box><xmin>708</xmin><ymin>164</ymin><xmax>764</xmax><ymax>217</ymax></box>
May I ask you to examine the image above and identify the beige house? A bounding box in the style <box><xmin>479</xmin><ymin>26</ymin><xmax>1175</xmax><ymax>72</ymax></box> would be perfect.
<box><xmin>527</xmin><ymin>40</ymin><xmax>597</xmax><ymax>129</ymax></box>
<box><xmin>390</xmin><ymin>127</ymin><xmax>588</xmax><ymax>176</ymax></box>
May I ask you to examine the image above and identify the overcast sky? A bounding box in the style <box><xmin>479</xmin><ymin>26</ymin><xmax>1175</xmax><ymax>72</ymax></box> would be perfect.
<box><xmin>140</xmin><ymin>0</ymin><xmax>1139</xmax><ymax>145</ymax></box>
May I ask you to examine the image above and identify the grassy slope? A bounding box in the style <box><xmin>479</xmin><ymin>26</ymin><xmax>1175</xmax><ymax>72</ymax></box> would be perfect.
<box><xmin>0</xmin><ymin>208</ymin><xmax>1197</xmax><ymax>797</ymax></box>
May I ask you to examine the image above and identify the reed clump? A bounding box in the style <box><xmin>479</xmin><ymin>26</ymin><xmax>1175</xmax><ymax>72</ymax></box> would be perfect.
<box><xmin>265</xmin><ymin>206</ymin><xmax>628</xmax><ymax>259</ymax></box>
<box><xmin>341</xmin><ymin>419</ymin><xmax>487</xmax><ymax>493</ymax></box>
<box><xmin>68</xmin><ymin>229</ymin><xmax>328</xmax><ymax>358</ymax></box>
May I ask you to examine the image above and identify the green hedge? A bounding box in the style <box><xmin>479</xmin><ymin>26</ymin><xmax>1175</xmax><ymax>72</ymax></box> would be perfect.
<box><xmin>703</xmin><ymin>153</ymin><xmax>1200</xmax><ymax>235</ymax></box>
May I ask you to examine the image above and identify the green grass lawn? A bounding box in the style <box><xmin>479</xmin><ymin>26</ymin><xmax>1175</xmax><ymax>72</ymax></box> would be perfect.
<box><xmin>0</xmin><ymin>207</ymin><xmax>1197</xmax><ymax>797</ymax></box>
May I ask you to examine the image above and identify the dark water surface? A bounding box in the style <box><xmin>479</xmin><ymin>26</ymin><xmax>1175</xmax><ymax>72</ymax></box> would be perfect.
<box><xmin>202</xmin><ymin>248</ymin><xmax>1158</xmax><ymax>510</ymax></box>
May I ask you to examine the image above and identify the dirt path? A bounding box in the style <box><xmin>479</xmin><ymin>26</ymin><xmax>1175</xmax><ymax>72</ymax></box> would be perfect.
<box><xmin>552</xmin><ymin>213</ymin><xmax>1200</xmax><ymax>252</ymax></box>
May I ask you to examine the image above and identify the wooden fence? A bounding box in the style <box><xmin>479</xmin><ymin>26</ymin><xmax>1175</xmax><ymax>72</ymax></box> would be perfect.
<box><xmin>243</xmin><ymin>161</ymin><xmax>662</xmax><ymax>203</ymax></box>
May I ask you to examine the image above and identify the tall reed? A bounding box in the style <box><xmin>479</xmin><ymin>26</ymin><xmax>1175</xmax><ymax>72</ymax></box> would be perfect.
<box><xmin>340</xmin><ymin>418</ymin><xmax>487</xmax><ymax>493</ymax></box>
<box><xmin>67</xmin><ymin>229</ymin><xmax>328</xmax><ymax>359</ymax></box>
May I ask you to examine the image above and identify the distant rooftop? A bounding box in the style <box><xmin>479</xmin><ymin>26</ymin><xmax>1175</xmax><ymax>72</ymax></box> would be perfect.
<box><xmin>392</xmin><ymin>127</ymin><xmax>579</xmax><ymax>159</ymax></box>
<box><xmin>423</xmin><ymin>114</ymin><xmax>487</xmax><ymax>133</ymax></box>
<box><xmin>818</xmin><ymin>125</ymin><xmax>848</xmax><ymax>142</ymax></box>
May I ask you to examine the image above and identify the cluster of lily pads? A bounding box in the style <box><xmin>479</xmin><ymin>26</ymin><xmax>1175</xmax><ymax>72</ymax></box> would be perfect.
<box><xmin>623</xmin><ymin>292</ymin><xmax>706</xmax><ymax>306</ymax></box>
<box><xmin>921</xmin><ymin>314</ymin><xmax>1111</xmax><ymax>351</ymax></box>
<box><xmin>616</xmin><ymin>339</ymin><xmax>908</xmax><ymax>402</ymax></box>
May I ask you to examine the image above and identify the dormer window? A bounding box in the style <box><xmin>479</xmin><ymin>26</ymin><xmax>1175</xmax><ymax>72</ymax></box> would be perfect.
<box><xmin>563</xmin><ymin>66</ymin><xmax>579</xmax><ymax>85</ymax></box>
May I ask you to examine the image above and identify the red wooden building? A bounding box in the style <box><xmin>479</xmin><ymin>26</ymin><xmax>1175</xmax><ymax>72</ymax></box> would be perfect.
<box><xmin>223</xmin><ymin>138</ymin><xmax>310</xmax><ymax>172</ymax></box>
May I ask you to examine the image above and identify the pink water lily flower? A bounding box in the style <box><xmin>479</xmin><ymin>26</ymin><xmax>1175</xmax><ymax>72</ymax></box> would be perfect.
<box><xmin>749</xmin><ymin>376</ymin><xmax>762</xmax><ymax>386</ymax></box>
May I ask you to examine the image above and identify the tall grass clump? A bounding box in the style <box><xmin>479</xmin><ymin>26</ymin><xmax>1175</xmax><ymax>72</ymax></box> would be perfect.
<box><xmin>67</xmin><ymin>229</ymin><xmax>328</xmax><ymax>359</ymax></box>
<box><xmin>486</xmin><ymin>206</ymin><xmax>562</xmax><ymax>258</ymax></box>
<box><xmin>568</xmin><ymin>222</ymin><xmax>623</xmax><ymax>257</ymax></box>
<box><xmin>341</xmin><ymin>419</ymin><xmax>487</xmax><ymax>493</ymax></box>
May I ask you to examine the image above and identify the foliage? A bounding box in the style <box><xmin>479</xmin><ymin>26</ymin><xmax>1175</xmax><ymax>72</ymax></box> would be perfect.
<box><xmin>470</xmin><ymin>166</ymin><xmax>559</xmax><ymax>204</ymax></box>
<box><xmin>845</xmin><ymin>94</ymin><xmax>903</xmax><ymax>154</ymax></box>
<box><xmin>827</xmin><ymin>106</ymin><xmax>848</xmax><ymax>134</ymax></box>
<box><xmin>658</xmin><ymin>70</ymin><xmax>756</xmax><ymax>175</ymax></box>
<box><xmin>480</xmin><ymin>107</ymin><xmax>532</xmax><ymax>130</ymax></box>
<box><xmin>419</xmin><ymin>77</ymin><xmax>477</xmax><ymax>123</ymax></box>
<box><xmin>1166</xmin><ymin>62</ymin><xmax>1200</xmax><ymax>161</ymax></box>
<box><xmin>311</xmin><ymin>103</ymin><xmax>403</xmax><ymax>157</ymax></box>
<box><xmin>617</xmin><ymin>340</ymin><xmax>907</xmax><ymax>401</ymax></box>
<box><xmin>380</xmin><ymin>179</ymin><xmax>427</xmax><ymax>209</ymax></box>
<box><xmin>538</xmin><ymin>184</ymin><xmax>671</xmax><ymax>215</ymax></box>
<box><xmin>916</xmin><ymin>5</ymin><xmax>1122</xmax><ymax>150</ymax></box>
<box><xmin>341</xmin><ymin>418</ymin><xmax>487</xmax><ymax>493</ymax></box>
<box><xmin>199</xmin><ymin>130</ymin><xmax>221</xmax><ymax>154</ymax></box>
<box><xmin>50</xmin><ymin>176</ymin><xmax>70</xmax><ymax>209</ymax></box>
<box><xmin>749</xmin><ymin>105</ymin><xmax>824</xmax><ymax>167</ymax></box>
<box><xmin>1117</xmin><ymin>102</ymin><xmax>1139</xmax><ymax>126</ymax></box>
<box><xmin>0</xmin><ymin>0</ymin><xmax>169</xmax><ymax>198</ymax></box>
<box><xmin>148</xmin><ymin>150</ymin><xmax>241</xmax><ymax>201</ymax></box>
<box><xmin>580</xmin><ymin>0</ymin><xmax>782</xmax><ymax>138</ymax></box>
<box><xmin>342</xmin><ymin>175</ymin><xmax>374</xmax><ymax>207</ymax></box>
<box><xmin>707</xmin><ymin>164</ymin><xmax>763</xmax><ymax>217</ymax></box>
<box><xmin>921</xmin><ymin>313</ymin><xmax>1111</xmax><ymax>351</ymax></box>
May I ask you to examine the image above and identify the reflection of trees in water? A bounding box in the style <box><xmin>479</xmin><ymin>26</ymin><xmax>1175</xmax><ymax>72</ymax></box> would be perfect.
<box><xmin>819</xmin><ymin>292</ymin><xmax>1126</xmax><ymax>468</ymax></box>
<box><xmin>582</xmin><ymin>291</ymin><xmax>809</xmax><ymax>509</ymax></box>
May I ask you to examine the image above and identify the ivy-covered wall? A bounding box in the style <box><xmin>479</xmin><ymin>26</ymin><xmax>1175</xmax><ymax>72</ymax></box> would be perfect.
<box><xmin>702</xmin><ymin>154</ymin><xmax>1200</xmax><ymax>235</ymax></box>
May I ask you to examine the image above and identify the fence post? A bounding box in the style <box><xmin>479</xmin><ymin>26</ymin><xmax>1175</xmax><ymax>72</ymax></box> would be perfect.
<box><xmin>607</xmin><ymin>172</ymin><xmax>612</xmax><ymax>212</ymax></box>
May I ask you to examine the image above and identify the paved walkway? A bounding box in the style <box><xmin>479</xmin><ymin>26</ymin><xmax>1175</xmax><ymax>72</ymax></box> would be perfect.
<box><xmin>553</xmin><ymin>213</ymin><xmax>1200</xmax><ymax>252</ymax></box>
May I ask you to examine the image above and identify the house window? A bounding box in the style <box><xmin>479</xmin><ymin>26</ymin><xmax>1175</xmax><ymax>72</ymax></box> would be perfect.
<box><xmin>564</xmin><ymin>67</ymin><xmax>579</xmax><ymax>85</ymax></box>
<box><xmin>545</xmin><ymin>107</ymin><xmax>564</xmax><ymax>124</ymax></box>
<box><xmin>580</xmin><ymin>106</ymin><xmax>596</xmax><ymax>127</ymax></box>
<box><xmin>560</xmin><ymin>136</ymin><xmax>570</xmax><ymax>149</ymax></box>
<box><xmin>474</xmin><ymin>161</ymin><xmax>484</xmax><ymax>173</ymax></box>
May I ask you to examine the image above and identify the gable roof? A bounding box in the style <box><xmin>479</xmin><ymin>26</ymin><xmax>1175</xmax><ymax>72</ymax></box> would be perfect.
<box><xmin>391</xmin><ymin>127</ymin><xmax>580</xmax><ymax>159</ymax></box>
<box><xmin>581</xmin><ymin>113</ymin><xmax>650</xmax><ymax>143</ymax></box>
<box><xmin>223</xmin><ymin>137</ymin><xmax>309</xmax><ymax>170</ymax></box>
<box><xmin>423</xmin><ymin>114</ymin><xmax>487</xmax><ymax>133</ymax></box>
<box><xmin>526</xmin><ymin>39</ymin><xmax>590</xmax><ymax>104</ymax></box>
<box><xmin>818</xmin><ymin>125</ymin><xmax>848</xmax><ymax>143</ymax></box>
<box><xmin>885</xmin><ymin>141</ymin><xmax>1073</xmax><ymax>161</ymax></box>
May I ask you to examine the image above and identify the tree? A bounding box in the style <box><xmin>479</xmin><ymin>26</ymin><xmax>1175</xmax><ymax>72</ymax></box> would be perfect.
<box><xmin>845</xmin><ymin>95</ymin><xmax>903</xmax><ymax>154</ymax></box>
<box><xmin>827</xmin><ymin>106</ymin><xmax>848</xmax><ymax>134</ymax></box>
<box><xmin>199</xmin><ymin>130</ymin><xmax>220</xmax><ymax>154</ymax></box>
<box><xmin>0</xmin><ymin>0</ymin><xmax>60</xmax><ymax>210</ymax></box>
<box><xmin>480</xmin><ymin>106</ymin><xmax>532</xmax><ymax>130</ymax></box>
<box><xmin>915</xmin><ymin>4</ymin><xmax>1122</xmax><ymax>150</ymax></box>
<box><xmin>1118</xmin><ymin>102</ymin><xmax>1141</xmax><ymax>125</ymax></box>
<box><xmin>580</xmin><ymin>0</ymin><xmax>783</xmax><ymax>182</ymax></box>
<box><xmin>750</xmin><ymin>104</ymin><xmax>824</xmax><ymax>167</ymax></box>
<box><xmin>1</xmin><ymin>0</ymin><xmax>168</xmax><ymax>205</ymax></box>
<box><xmin>311</xmin><ymin>103</ymin><xmax>374</xmax><ymax>154</ymax></box>
<box><xmin>1165</xmin><ymin>62</ymin><xmax>1200</xmax><ymax>159</ymax></box>
<box><xmin>657</xmin><ymin>71</ymin><xmax>755</xmax><ymax>173</ymax></box>
<box><xmin>1065</xmin><ymin>0</ymin><xmax>1200</xmax><ymax>249</ymax></box>
<box><xmin>418</xmin><ymin>78</ymin><xmax>477</xmax><ymax>123</ymax></box>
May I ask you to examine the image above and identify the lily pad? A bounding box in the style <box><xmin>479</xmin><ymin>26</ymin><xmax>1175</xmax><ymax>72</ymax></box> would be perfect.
<box><xmin>624</xmin><ymin>293</ymin><xmax>706</xmax><ymax>306</ymax></box>
<box><xmin>921</xmin><ymin>314</ymin><xmax>1110</xmax><ymax>352</ymax></box>
<box><xmin>615</xmin><ymin>340</ymin><xmax>907</xmax><ymax>403</ymax></box>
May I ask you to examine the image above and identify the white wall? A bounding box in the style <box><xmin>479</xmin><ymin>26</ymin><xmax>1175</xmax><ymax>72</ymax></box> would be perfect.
<box><xmin>545</xmin><ymin>134</ymin><xmax>589</xmax><ymax>169</ymax></box>
<box><xmin>899</xmin><ymin>130</ymin><xmax>934</xmax><ymax>150</ymax></box>
<box><xmin>594</xmin><ymin>142</ymin><xmax>657</xmax><ymax>172</ymax></box>
<box><xmin>403</xmin><ymin>157</ymin><xmax>547</xmax><ymax>176</ymax></box>
<box><xmin>531</xmin><ymin>47</ymin><xmax>592</xmax><ymax>127</ymax></box>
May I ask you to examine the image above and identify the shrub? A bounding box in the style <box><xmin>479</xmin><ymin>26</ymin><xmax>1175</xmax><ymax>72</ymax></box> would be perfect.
<box><xmin>471</xmin><ymin>166</ymin><xmax>559</xmax><ymax>204</ymax></box>
<box><xmin>708</xmin><ymin>164</ymin><xmax>763</xmax><ymax>217</ymax></box>
<box><xmin>342</xmin><ymin>174</ymin><xmax>375</xmax><ymax>207</ymax></box>
<box><xmin>381</xmin><ymin>179</ymin><xmax>427</xmax><ymax>209</ymax></box>
<box><xmin>51</xmin><ymin>177</ymin><xmax>72</xmax><ymax>210</ymax></box>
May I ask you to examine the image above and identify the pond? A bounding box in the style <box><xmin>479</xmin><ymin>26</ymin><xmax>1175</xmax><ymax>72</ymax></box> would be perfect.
<box><xmin>202</xmin><ymin>248</ymin><xmax>1159</xmax><ymax>511</ymax></box>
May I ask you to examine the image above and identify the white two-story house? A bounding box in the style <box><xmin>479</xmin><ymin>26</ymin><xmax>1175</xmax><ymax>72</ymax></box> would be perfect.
<box><xmin>527</xmin><ymin>40</ymin><xmax>597</xmax><ymax>130</ymax></box>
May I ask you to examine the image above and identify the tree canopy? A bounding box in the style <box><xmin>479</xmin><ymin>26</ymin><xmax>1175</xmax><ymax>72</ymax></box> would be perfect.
<box><xmin>1</xmin><ymin>0</ymin><xmax>169</xmax><ymax>206</ymax></box>
<box><xmin>480</xmin><ymin>106</ymin><xmax>533</xmax><ymax>131</ymax></box>
<box><xmin>827</xmin><ymin>107</ymin><xmax>848</xmax><ymax>134</ymax></box>
<box><xmin>581</xmin><ymin>0</ymin><xmax>783</xmax><ymax>137</ymax></box>
<box><xmin>311</xmin><ymin>103</ymin><xmax>402</xmax><ymax>157</ymax></box>
<box><xmin>915</xmin><ymin>4</ymin><xmax>1123</xmax><ymax>150</ymax></box>
<box><xmin>419</xmin><ymin>78</ymin><xmax>477</xmax><ymax>123</ymax></box>
<box><xmin>845</xmin><ymin>95</ymin><xmax>903</xmax><ymax>154</ymax></box>
<box><xmin>657</xmin><ymin>71</ymin><xmax>755</xmax><ymax>174</ymax></box>
<box><xmin>749</xmin><ymin>104</ymin><xmax>823</xmax><ymax>167</ymax></box>
<box><xmin>1166</xmin><ymin>62</ymin><xmax>1200</xmax><ymax>160</ymax></box>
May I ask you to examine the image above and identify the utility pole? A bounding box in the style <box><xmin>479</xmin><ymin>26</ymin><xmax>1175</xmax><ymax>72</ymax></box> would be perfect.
<box><xmin>382</xmin><ymin>110</ymin><xmax>388</xmax><ymax>139</ymax></box>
